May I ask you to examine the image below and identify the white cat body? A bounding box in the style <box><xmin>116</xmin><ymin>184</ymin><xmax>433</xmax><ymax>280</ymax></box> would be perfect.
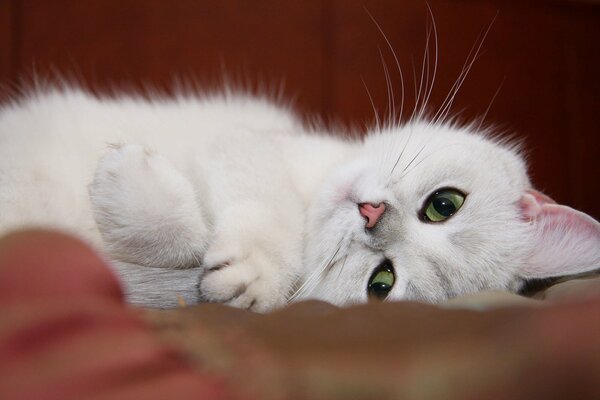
<box><xmin>0</xmin><ymin>89</ymin><xmax>331</xmax><ymax>238</ymax></box>
<box><xmin>0</xmin><ymin>88</ymin><xmax>598</xmax><ymax>311</ymax></box>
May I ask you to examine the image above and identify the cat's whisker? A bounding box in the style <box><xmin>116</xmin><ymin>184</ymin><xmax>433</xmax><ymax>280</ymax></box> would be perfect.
<box><xmin>361</xmin><ymin>77</ymin><xmax>381</xmax><ymax>129</ymax></box>
<box><xmin>422</xmin><ymin>24</ymin><xmax>432</xmax><ymax>120</ymax></box>
<box><xmin>399</xmin><ymin>139</ymin><xmax>429</xmax><ymax>176</ymax></box>
<box><xmin>336</xmin><ymin>255</ymin><xmax>349</xmax><ymax>280</ymax></box>
<box><xmin>416</xmin><ymin>3</ymin><xmax>439</xmax><ymax>123</ymax></box>
<box><xmin>378</xmin><ymin>47</ymin><xmax>395</xmax><ymax>126</ymax></box>
<box><xmin>399</xmin><ymin>143</ymin><xmax>465</xmax><ymax>180</ymax></box>
<box><xmin>287</xmin><ymin>255</ymin><xmax>334</xmax><ymax>302</ymax></box>
<box><xmin>287</xmin><ymin>238</ymin><xmax>344</xmax><ymax>303</ymax></box>
<box><xmin>433</xmin><ymin>13</ymin><xmax>497</xmax><ymax>125</ymax></box>
<box><xmin>432</xmin><ymin>28</ymin><xmax>484</xmax><ymax>124</ymax></box>
<box><xmin>476</xmin><ymin>76</ymin><xmax>505</xmax><ymax>132</ymax></box>
<box><xmin>323</xmin><ymin>241</ymin><xmax>345</xmax><ymax>276</ymax></box>
<box><xmin>366</xmin><ymin>8</ymin><xmax>405</xmax><ymax>125</ymax></box>
<box><xmin>434</xmin><ymin>53</ymin><xmax>477</xmax><ymax>124</ymax></box>
<box><xmin>392</xmin><ymin>93</ymin><xmax>443</xmax><ymax>178</ymax></box>
<box><xmin>411</xmin><ymin>26</ymin><xmax>431</xmax><ymax>124</ymax></box>
<box><xmin>389</xmin><ymin>123</ymin><xmax>415</xmax><ymax>176</ymax></box>
<box><xmin>410</xmin><ymin>57</ymin><xmax>418</xmax><ymax>109</ymax></box>
<box><xmin>394</xmin><ymin>115</ymin><xmax>447</xmax><ymax>180</ymax></box>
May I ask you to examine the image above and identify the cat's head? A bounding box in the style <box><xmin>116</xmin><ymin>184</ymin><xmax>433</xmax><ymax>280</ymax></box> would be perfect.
<box><xmin>295</xmin><ymin>122</ymin><xmax>600</xmax><ymax>305</ymax></box>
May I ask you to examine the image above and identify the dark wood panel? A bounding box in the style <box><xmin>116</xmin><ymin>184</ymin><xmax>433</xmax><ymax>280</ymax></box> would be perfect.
<box><xmin>0</xmin><ymin>0</ymin><xmax>13</xmax><ymax>87</ymax></box>
<box><xmin>15</xmin><ymin>0</ymin><xmax>327</xmax><ymax>115</ymax></box>
<box><xmin>563</xmin><ymin>12</ymin><xmax>600</xmax><ymax>219</ymax></box>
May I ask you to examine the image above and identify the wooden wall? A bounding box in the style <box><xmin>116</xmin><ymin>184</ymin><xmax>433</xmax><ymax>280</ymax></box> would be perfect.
<box><xmin>1</xmin><ymin>0</ymin><xmax>599</xmax><ymax>218</ymax></box>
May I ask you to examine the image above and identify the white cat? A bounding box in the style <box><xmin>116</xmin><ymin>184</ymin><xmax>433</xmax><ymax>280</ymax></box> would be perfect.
<box><xmin>0</xmin><ymin>87</ymin><xmax>598</xmax><ymax>311</ymax></box>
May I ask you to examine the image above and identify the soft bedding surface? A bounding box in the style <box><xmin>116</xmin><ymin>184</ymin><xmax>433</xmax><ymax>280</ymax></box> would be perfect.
<box><xmin>141</xmin><ymin>281</ymin><xmax>600</xmax><ymax>400</ymax></box>
<box><xmin>1</xmin><ymin>230</ymin><xmax>599</xmax><ymax>400</ymax></box>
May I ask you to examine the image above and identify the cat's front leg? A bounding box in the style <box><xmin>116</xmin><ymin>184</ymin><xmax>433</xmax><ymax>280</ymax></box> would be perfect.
<box><xmin>198</xmin><ymin>200</ymin><xmax>303</xmax><ymax>312</ymax></box>
<box><xmin>89</xmin><ymin>144</ymin><xmax>209</xmax><ymax>268</ymax></box>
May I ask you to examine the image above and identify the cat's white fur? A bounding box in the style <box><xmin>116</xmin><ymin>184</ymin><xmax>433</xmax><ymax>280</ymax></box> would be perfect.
<box><xmin>0</xmin><ymin>88</ymin><xmax>598</xmax><ymax>311</ymax></box>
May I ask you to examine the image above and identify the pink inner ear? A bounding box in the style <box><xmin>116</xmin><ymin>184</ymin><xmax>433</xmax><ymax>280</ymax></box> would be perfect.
<box><xmin>519</xmin><ymin>190</ymin><xmax>556</xmax><ymax>220</ymax></box>
<box><xmin>518</xmin><ymin>190</ymin><xmax>600</xmax><ymax>278</ymax></box>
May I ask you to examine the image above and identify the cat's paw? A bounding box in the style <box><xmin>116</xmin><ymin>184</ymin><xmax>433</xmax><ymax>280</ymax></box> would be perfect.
<box><xmin>91</xmin><ymin>144</ymin><xmax>179</xmax><ymax>195</ymax></box>
<box><xmin>89</xmin><ymin>143</ymin><xmax>208</xmax><ymax>268</ymax></box>
<box><xmin>198</xmin><ymin>252</ymin><xmax>286</xmax><ymax>312</ymax></box>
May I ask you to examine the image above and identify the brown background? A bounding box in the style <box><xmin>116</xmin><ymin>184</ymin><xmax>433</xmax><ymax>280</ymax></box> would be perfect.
<box><xmin>1</xmin><ymin>0</ymin><xmax>599</xmax><ymax>218</ymax></box>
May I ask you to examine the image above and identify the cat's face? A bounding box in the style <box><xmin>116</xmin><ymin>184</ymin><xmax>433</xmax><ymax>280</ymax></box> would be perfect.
<box><xmin>296</xmin><ymin>122</ymin><xmax>536</xmax><ymax>305</ymax></box>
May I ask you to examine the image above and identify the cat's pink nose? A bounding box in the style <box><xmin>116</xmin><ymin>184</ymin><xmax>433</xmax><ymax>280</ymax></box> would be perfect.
<box><xmin>358</xmin><ymin>202</ymin><xmax>386</xmax><ymax>229</ymax></box>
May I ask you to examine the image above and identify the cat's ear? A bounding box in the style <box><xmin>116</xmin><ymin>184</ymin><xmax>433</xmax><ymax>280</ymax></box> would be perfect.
<box><xmin>518</xmin><ymin>190</ymin><xmax>600</xmax><ymax>279</ymax></box>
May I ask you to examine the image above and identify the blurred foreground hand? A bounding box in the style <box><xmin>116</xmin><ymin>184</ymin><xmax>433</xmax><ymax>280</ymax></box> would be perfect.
<box><xmin>0</xmin><ymin>230</ymin><xmax>231</xmax><ymax>400</ymax></box>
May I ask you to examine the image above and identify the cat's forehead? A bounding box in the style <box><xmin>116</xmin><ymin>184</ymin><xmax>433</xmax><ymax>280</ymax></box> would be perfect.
<box><xmin>361</xmin><ymin>123</ymin><xmax>529</xmax><ymax>197</ymax></box>
<box><xmin>364</xmin><ymin>123</ymin><xmax>511</xmax><ymax>164</ymax></box>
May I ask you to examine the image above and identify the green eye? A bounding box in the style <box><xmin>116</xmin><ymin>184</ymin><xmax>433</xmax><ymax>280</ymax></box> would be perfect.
<box><xmin>423</xmin><ymin>189</ymin><xmax>466</xmax><ymax>222</ymax></box>
<box><xmin>367</xmin><ymin>261</ymin><xmax>395</xmax><ymax>300</ymax></box>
